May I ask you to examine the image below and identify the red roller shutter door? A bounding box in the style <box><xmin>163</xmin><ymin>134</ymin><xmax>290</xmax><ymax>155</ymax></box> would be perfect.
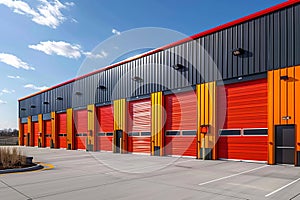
<box><xmin>74</xmin><ymin>110</ymin><xmax>88</xmax><ymax>150</ymax></box>
<box><xmin>58</xmin><ymin>113</ymin><xmax>67</xmax><ymax>148</ymax></box>
<box><xmin>164</xmin><ymin>91</ymin><xmax>197</xmax><ymax>157</ymax></box>
<box><xmin>96</xmin><ymin>105</ymin><xmax>114</xmax><ymax>151</ymax></box>
<box><xmin>44</xmin><ymin>120</ymin><xmax>52</xmax><ymax>147</ymax></box>
<box><xmin>217</xmin><ymin>79</ymin><xmax>268</xmax><ymax>161</ymax></box>
<box><xmin>128</xmin><ymin>98</ymin><xmax>151</xmax><ymax>154</ymax></box>
<box><xmin>23</xmin><ymin>123</ymin><xmax>28</xmax><ymax>146</ymax></box>
<box><xmin>33</xmin><ymin>122</ymin><xmax>39</xmax><ymax>146</ymax></box>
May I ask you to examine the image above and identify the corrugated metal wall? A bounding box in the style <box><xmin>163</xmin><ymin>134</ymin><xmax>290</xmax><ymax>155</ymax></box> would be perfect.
<box><xmin>19</xmin><ymin>3</ymin><xmax>300</xmax><ymax>118</ymax></box>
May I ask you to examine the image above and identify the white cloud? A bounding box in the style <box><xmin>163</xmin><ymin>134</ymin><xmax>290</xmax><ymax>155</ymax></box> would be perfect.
<box><xmin>0</xmin><ymin>0</ymin><xmax>75</xmax><ymax>29</ymax></box>
<box><xmin>1</xmin><ymin>89</ymin><xmax>15</xmax><ymax>94</ymax></box>
<box><xmin>24</xmin><ymin>84</ymin><xmax>48</xmax><ymax>91</ymax></box>
<box><xmin>0</xmin><ymin>53</ymin><xmax>35</xmax><ymax>70</ymax></box>
<box><xmin>29</xmin><ymin>41</ymin><xmax>108</xmax><ymax>59</ymax></box>
<box><xmin>7</xmin><ymin>75</ymin><xmax>21</xmax><ymax>79</ymax></box>
<box><xmin>112</xmin><ymin>28</ymin><xmax>121</xmax><ymax>35</ymax></box>
<box><xmin>82</xmin><ymin>50</ymin><xmax>108</xmax><ymax>59</ymax></box>
<box><xmin>29</xmin><ymin>41</ymin><xmax>82</xmax><ymax>59</ymax></box>
<box><xmin>0</xmin><ymin>100</ymin><xmax>7</xmax><ymax>104</ymax></box>
<box><xmin>65</xmin><ymin>2</ymin><xmax>75</xmax><ymax>7</ymax></box>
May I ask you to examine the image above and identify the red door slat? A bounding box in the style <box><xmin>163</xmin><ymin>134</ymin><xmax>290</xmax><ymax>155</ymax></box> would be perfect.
<box><xmin>223</xmin><ymin>78</ymin><xmax>268</xmax><ymax>129</ymax></box>
<box><xmin>44</xmin><ymin>120</ymin><xmax>52</xmax><ymax>147</ymax></box>
<box><xmin>33</xmin><ymin>122</ymin><xmax>39</xmax><ymax>146</ymax></box>
<box><xmin>74</xmin><ymin>110</ymin><xmax>88</xmax><ymax>150</ymax></box>
<box><xmin>217</xmin><ymin>78</ymin><xmax>268</xmax><ymax>161</ymax></box>
<box><xmin>164</xmin><ymin>91</ymin><xmax>197</xmax><ymax>157</ymax></box>
<box><xmin>128</xmin><ymin>98</ymin><xmax>151</xmax><ymax>154</ymax></box>
<box><xmin>58</xmin><ymin>113</ymin><xmax>67</xmax><ymax>148</ymax></box>
<box><xmin>96</xmin><ymin>105</ymin><xmax>114</xmax><ymax>151</ymax></box>
<box><xmin>23</xmin><ymin>123</ymin><xmax>28</xmax><ymax>145</ymax></box>
<box><xmin>217</xmin><ymin>136</ymin><xmax>268</xmax><ymax>161</ymax></box>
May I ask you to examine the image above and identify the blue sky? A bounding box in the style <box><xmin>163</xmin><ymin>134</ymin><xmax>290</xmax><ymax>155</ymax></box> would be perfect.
<box><xmin>0</xmin><ymin>0</ymin><xmax>285</xmax><ymax>129</ymax></box>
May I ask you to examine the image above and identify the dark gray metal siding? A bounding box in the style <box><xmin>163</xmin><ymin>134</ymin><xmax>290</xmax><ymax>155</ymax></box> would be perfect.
<box><xmin>19</xmin><ymin>3</ymin><xmax>300</xmax><ymax>118</ymax></box>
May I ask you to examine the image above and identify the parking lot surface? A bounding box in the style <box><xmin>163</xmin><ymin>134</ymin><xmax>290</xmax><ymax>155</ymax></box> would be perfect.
<box><xmin>0</xmin><ymin>147</ymin><xmax>300</xmax><ymax>200</ymax></box>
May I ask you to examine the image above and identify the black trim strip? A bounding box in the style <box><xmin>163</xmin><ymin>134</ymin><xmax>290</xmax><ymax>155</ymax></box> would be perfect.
<box><xmin>217</xmin><ymin>72</ymin><xmax>267</xmax><ymax>86</ymax></box>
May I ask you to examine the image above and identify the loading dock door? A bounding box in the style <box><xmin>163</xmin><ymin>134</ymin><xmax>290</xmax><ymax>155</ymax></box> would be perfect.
<box><xmin>275</xmin><ymin>125</ymin><xmax>295</xmax><ymax>165</ymax></box>
<box><xmin>217</xmin><ymin>79</ymin><xmax>268</xmax><ymax>161</ymax></box>
<box><xmin>58</xmin><ymin>113</ymin><xmax>67</xmax><ymax>148</ymax></box>
<box><xmin>23</xmin><ymin>123</ymin><xmax>28</xmax><ymax>146</ymax></box>
<box><xmin>44</xmin><ymin>120</ymin><xmax>52</xmax><ymax>147</ymax></box>
<box><xmin>33</xmin><ymin>122</ymin><xmax>39</xmax><ymax>146</ymax></box>
<box><xmin>164</xmin><ymin>91</ymin><xmax>197</xmax><ymax>157</ymax></box>
<box><xmin>96</xmin><ymin>105</ymin><xmax>114</xmax><ymax>151</ymax></box>
<box><xmin>74</xmin><ymin>109</ymin><xmax>88</xmax><ymax>150</ymax></box>
<box><xmin>128</xmin><ymin>98</ymin><xmax>151</xmax><ymax>154</ymax></box>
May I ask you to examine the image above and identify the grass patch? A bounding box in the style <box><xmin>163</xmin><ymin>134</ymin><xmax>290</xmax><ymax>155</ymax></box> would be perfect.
<box><xmin>0</xmin><ymin>147</ymin><xmax>28</xmax><ymax>170</ymax></box>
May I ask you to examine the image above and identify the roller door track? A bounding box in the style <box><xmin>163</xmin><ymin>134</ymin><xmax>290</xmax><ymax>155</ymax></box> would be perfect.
<box><xmin>44</xmin><ymin>120</ymin><xmax>52</xmax><ymax>147</ymax></box>
<box><xmin>164</xmin><ymin>91</ymin><xmax>197</xmax><ymax>157</ymax></box>
<box><xmin>58</xmin><ymin>113</ymin><xmax>67</xmax><ymax>148</ymax></box>
<box><xmin>74</xmin><ymin>110</ymin><xmax>88</xmax><ymax>150</ymax></box>
<box><xmin>128</xmin><ymin>98</ymin><xmax>151</xmax><ymax>154</ymax></box>
<box><xmin>96</xmin><ymin>105</ymin><xmax>114</xmax><ymax>151</ymax></box>
<box><xmin>217</xmin><ymin>78</ymin><xmax>268</xmax><ymax>162</ymax></box>
<box><xmin>33</xmin><ymin>122</ymin><xmax>39</xmax><ymax>146</ymax></box>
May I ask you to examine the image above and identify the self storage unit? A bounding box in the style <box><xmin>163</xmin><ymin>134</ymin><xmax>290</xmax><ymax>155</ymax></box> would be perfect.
<box><xmin>19</xmin><ymin>0</ymin><xmax>300</xmax><ymax>166</ymax></box>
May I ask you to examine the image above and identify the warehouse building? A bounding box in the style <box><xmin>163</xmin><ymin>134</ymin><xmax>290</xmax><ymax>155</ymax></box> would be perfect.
<box><xmin>19</xmin><ymin>0</ymin><xmax>300</xmax><ymax>166</ymax></box>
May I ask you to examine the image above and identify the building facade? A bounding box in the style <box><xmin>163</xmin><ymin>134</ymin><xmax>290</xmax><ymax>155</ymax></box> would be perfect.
<box><xmin>19</xmin><ymin>0</ymin><xmax>300</xmax><ymax>166</ymax></box>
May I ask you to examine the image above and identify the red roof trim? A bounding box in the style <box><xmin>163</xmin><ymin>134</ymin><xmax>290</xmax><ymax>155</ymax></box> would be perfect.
<box><xmin>19</xmin><ymin>0</ymin><xmax>300</xmax><ymax>101</ymax></box>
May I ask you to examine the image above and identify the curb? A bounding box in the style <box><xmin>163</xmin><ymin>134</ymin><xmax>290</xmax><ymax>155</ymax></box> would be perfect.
<box><xmin>0</xmin><ymin>164</ymin><xmax>44</xmax><ymax>174</ymax></box>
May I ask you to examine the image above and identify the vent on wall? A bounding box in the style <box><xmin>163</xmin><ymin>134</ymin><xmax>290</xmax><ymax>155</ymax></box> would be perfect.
<box><xmin>97</xmin><ymin>85</ymin><xmax>107</xmax><ymax>90</ymax></box>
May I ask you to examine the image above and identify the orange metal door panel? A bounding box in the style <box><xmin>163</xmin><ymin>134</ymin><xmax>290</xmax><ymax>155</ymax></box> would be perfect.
<box><xmin>217</xmin><ymin>136</ymin><xmax>268</xmax><ymax>161</ymax></box>
<box><xmin>164</xmin><ymin>136</ymin><xmax>197</xmax><ymax>157</ymax></box>
<box><xmin>223</xmin><ymin>79</ymin><xmax>268</xmax><ymax>129</ymax></box>
<box><xmin>128</xmin><ymin>99</ymin><xmax>151</xmax><ymax>132</ymax></box>
<box><xmin>76</xmin><ymin>135</ymin><xmax>87</xmax><ymax>150</ymax></box>
<box><xmin>44</xmin><ymin>120</ymin><xmax>52</xmax><ymax>147</ymax></box>
<box><xmin>96</xmin><ymin>105</ymin><xmax>114</xmax><ymax>151</ymax></box>
<box><xmin>74</xmin><ymin>110</ymin><xmax>88</xmax><ymax>150</ymax></box>
<box><xmin>128</xmin><ymin>99</ymin><xmax>151</xmax><ymax>153</ymax></box>
<box><xmin>98</xmin><ymin>135</ymin><xmax>113</xmax><ymax>151</ymax></box>
<box><xmin>217</xmin><ymin>78</ymin><xmax>268</xmax><ymax>161</ymax></box>
<box><xmin>97</xmin><ymin>105</ymin><xmax>114</xmax><ymax>132</ymax></box>
<box><xmin>58</xmin><ymin>113</ymin><xmax>67</xmax><ymax>148</ymax></box>
<box><xmin>23</xmin><ymin>123</ymin><xmax>28</xmax><ymax>145</ymax></box>
<box><xmin>164</xmin><ymin>91</ymin><xmax>197</xmax><ymax>157</ymax></box>
<box><xmin>33</xmin><ymin>122</ymin><xmax>39</xmax><ymax>146</ymax></box>
<box><xmin>165</xmin><ymin>91</ymin><xmax>197</xmax><ymax>130</ymax></box>
<box><xmin>128</xmin><ymin>136</ymin><xmax>151</xmax><ymax>153</ymax></box>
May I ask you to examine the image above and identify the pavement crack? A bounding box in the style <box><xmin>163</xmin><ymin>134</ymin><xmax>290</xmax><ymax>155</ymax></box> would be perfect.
<box><xmin>0</xmin><ymin>179</ymin><xmax>33</xmax><ymax>200</ymax></box>
<box><xmin>290</xmin><ymin>192</ymin><xmax>300</xmax><ymax>200</ymax></box>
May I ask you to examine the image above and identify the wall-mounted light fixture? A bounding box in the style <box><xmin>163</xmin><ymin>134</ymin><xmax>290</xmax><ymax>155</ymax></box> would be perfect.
<box><xmin>132</xmin><ymin>76</ymin><xmax>143</xmax><ymax>82</ymax></box>
<box><xmin>56</xmin><ymin>97</ymin><xmax>63</xmax><ymax>101</ymax></box>
<box><xmin>75</xmin><ymin>91</ymin><xmax>82</xmax><ymax>95</ymax></box>
<box><xmin>30</xmin><ymin>105</ymin><xmax>36</xmax><ymax>108</ymax></box>
<box><xmin>21</xmin><ymin>108</ymin><xmax>26</xmax><ymax>111</ymax></box>
<box><xmin>97</xmin><ymin>85</ymin><xmax>107</xmax><ymax>90</ymax></box>
<box><xmin>43</xmin><ymin>101</ymin><xmax>49</xmax><ymax>105</ymax></box>
<box><xmin>232</xmin><ymin>48</ymin><xmax>245</xmax><ymax>56</ymax></box>
<box><xmin>280</xmin><ymin>75</ymin><xmax>289</xmax><ymax>81</ymax></box>
<box><xmin>172</xmin><ymin>64</ymin><xmax>184</xmax><ymax>70</ymax></box>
